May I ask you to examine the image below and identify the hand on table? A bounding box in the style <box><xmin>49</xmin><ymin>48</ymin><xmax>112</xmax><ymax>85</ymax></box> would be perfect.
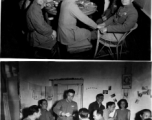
<box><xmin>99</xmin><ymin>27</ymin><xmax>107</xmax><ymax>34</ymax></box>
<box><xmin>102</xmin><ymin>16</ymin><xmax>107</xmax><ymax>21</ymax></box>
<box><xmin>97</xmin><ymin>22</ymin><xmax>105</xmax><ymax>29</ymax></box>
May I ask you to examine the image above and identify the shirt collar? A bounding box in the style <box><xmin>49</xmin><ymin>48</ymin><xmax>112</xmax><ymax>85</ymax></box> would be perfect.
<box><xmin>123</xmin><ymin>3</ymin><xmax>133</xmax><ymax>9</ymax></box>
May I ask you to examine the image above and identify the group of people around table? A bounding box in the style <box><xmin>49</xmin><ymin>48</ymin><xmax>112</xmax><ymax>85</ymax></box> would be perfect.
<box><xmin>22</xmin><ymin>89</ymin><xmax>151</xmax><ymax>120</ymax></box>
<box><xmin>23</xmin><ymin>0</ymin><xmax>138</xmax><ymax>50</ymax></box>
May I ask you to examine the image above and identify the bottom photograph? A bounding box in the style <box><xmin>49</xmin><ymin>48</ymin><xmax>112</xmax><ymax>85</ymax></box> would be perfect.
<box><xmin>1</xmin><ymin>62</ymin><xmax>151</xmax><ymax>120</ymax></box>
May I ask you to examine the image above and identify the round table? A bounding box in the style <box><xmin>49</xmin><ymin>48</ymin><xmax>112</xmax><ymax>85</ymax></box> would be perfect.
<box><xmin>45</xmin><ymin>2</ymin><xmax>97</xmax><ymax>16</ymax></box>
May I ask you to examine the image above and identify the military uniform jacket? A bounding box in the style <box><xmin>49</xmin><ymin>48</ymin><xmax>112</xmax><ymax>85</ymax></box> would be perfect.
<box><xmin>26</xmin><ymin>0</ymin><xmax>56</xmax><ymax>48</ymax></box>
<box><xmin>53</xmin><ymin>99</ymin><xmax>78</xmax><ymax>120</ymax></box>
<box><xmin>105</xmin><ymin>3</ymin><xmax>138</xmax><ymax>32</ymax></box>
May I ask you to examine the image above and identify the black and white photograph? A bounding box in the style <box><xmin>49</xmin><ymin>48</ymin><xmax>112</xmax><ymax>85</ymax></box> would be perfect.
<box><xmin>1</xmin><ymin>0</ymin><xmax>151</xmax><ymax>60</ymax></box>
<box><xmin>1</xmin><ymin>62</ymin><xmax>151</xmax><ymax>120</ymax></box>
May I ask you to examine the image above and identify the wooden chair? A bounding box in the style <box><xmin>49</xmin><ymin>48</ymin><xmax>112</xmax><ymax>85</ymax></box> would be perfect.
<box><xmin>94</xmin><ymin>23</ymin><xmax>138</xmax><ymax>59</ymax></box>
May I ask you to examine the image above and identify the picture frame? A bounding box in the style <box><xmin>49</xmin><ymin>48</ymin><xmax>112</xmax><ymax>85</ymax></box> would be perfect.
<box><xmin>122</xmin><ymin>74</ymin><xmax>132</xmax><ymax>89</ymax></box>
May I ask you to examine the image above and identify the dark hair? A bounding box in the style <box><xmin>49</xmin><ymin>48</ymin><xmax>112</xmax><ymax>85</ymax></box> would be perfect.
<box><xmin>95</xmin><ymin>109</ymin><xmax>103</xmax><ymax>116</ymax></box>
<box><xmin>96</xmin><ymin>94</ymin><xmax>104</xmax><ymax>98</ymax></box>
<box><xmin>28</xmin><ymin>105</ymin><xmax>40</xmax><ymax>116</ymax></box>
<box><xmin>141</xmin><ymin>109</ymin><xmax>151</xmax><ymax>115</ymax></box>
<box><xmin>79</xmin><ymin>108</ymin><xmax>89</xmax><ymax>119</ymax></box>
<box><xmin>106</xmin><ymin>101</ymin><xmax>115</xmax><ymax>108</ymax></box>
<box><xmin>67</xmin><ymin>89</ymin><xmax>75</xmax><ymax>94</ymax></box>
<box><xmin>38</xmin><ymin>99</ymin><xmax>47</xmax><ymax>107</ymax></box>
<box><xmin>117</xmin><ymin>99</ymin><xmax>128</xmax><ymax>108</ymax></box>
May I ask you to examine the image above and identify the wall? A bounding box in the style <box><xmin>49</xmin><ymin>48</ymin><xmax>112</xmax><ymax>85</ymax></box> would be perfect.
<box><xmin>134</xmin><ymin>0</ymin><xmax>151</xmax><ymax>18</ymax></box>
<box><xmin>19</xmin><ymin>62</ymin><xmax>151</xmax><ymax>120</ymax></box>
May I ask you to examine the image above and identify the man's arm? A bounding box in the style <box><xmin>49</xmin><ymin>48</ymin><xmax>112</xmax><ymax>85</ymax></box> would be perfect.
<box><xmin>107</xmin><ymin>10</ymin><xmax>138</xmax><ymax>32</ymax></box>
<box><xmin>70</xmin><ymin>3</ymin><xmax>97</xmax><ymax>29</ymax></box>
<box><xmin>30</xmin><ymin>7</ymin><xmax>53</xmax><ymax>37</ymax></box>
<box><xmin>53</xmin><ymin>101</ymin><xmax>62</xmax><ymax>116</ymax></box>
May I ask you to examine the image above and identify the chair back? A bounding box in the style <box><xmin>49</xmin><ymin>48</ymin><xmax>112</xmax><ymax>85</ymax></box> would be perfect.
<box><xmin>117</xmin><ymin>23</ymin><xmax>138</xmax><ymax>44</ymax></box>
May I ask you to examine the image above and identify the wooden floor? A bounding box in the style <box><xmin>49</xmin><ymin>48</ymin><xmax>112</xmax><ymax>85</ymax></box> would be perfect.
<box><xmin>1</xmin><ymin>1</ymin><xmax>151</xmax><ymax>60</ymax></box>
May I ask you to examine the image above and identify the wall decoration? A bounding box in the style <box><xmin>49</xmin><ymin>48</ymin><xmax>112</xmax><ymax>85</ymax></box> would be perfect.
<box><xmin>45</xmin><ymin>86</ymin><xmax>53</xmax><ymax>101</ymax></box>
<box><xmin>123</xmin><ymin>89</ymin><xmax>129</xmax><ymax>98</ymax></box>
<box><xmin>135</xmin><ymin>99</ymin><xmax>139</xmax><ymax>103</ymax></box>
<box><xmin>124</xmin><ymin>92</ymin><xmax>128</xmax><ymax>98</ymax></box>
<box><xmin>142</xmin><ymin>86</ymin><xmax>148</xmax><ymax>90</ymax></box>
<box><xmin>137</xmin><ymin>91</ymin><xmax>142</xmax><ymax>97</ymax></box>
<box><xmin>103</xmin><ymin>90</ymin><xmax>108</xmax><ymax>94</ymax></box>
<box><xmin>86</xmin><ymin>87</ymin><xmax>97</xmax><ymax>90</ymax></box>
<box><xmin>111</xmin><ymin>94</ymin><xmax>115</xmax><ymax>98</ymax></box>
<box><xmin>147</xmin><ymin>89</ymin><xmax>151</xmax><ymax>95</ymax></box>
<box><xmin>142</xmin><ymin>90</ymin><xmax>148</xmax><ymax>95</ymax></box>
<box><xmin>32</xmin><ymin>90</ymin><xmax>42</xmax><ymax>100</ymax></box>
<box><xmin>29</xmin><ymin>83</ymin><xmax>43</xmax><ymax>100</ymax></box>
<box><xmin>113</xmin><ymin>98</ymin><xmax>117</xmax><ymax>102</ymax></box>
<box><xmin>122</xmin><ymin>74</ymin><xmax>132</xmax><ymax>89</ymax></box>
<box><xmin>108</xmin><ymin>86</ymin><xmax>112</xmax><ymax>90</ymax></box>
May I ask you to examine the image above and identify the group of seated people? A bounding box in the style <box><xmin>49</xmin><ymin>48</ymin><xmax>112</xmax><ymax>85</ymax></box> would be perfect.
<box><xmin>20</xmin><ymin>0</ymin><xmax>138</xmax><ymax>55</ymax></box>
<box><xmin>21</xmin><ymin>89</ymin><xmax>151</xmax><ymax>120</ymax></box>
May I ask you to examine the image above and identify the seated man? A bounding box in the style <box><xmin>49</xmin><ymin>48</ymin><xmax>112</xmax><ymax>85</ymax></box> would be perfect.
<box><xmin>57</xmin><ymin>0</ymin><xmax>101</xmax><ymax>46</ymax></box>
<box><xmin>26</xmin><ymin>0</ymin><xmax>57</xmax><ymax>48</ymax></box>
<box><xmin>98</xmin><ymin>0</ymin><xmax>138</xmax><ymax>42</ymax></box>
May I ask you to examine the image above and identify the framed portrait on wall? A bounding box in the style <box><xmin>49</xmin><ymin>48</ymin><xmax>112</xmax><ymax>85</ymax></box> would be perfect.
<box><xmin>122</xmin><ymin>74</ymin><xmax>132</xmax><ymax>89</ymax></box>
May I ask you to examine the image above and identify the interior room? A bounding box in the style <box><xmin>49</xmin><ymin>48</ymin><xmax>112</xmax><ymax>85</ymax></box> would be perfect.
<box><xmin>1</xmin><ymin>62</ymin><xmax>151</xmax><ymax>120</ymax></box>
<box><xmin>1</xmin><ymin>0</ymin><xmax>151</xmax><ymax>60</ymax></box>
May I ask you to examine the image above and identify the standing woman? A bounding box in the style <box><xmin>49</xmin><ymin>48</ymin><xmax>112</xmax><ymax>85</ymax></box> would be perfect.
<box><xmin>114</xmin><ymin>99</ymin><xmax>130</xmax><ymax>120</ymax></box>
<box><xmin>23</xmin><ymin>105</ymin><xmax>41</xmax><ymax>120</ymax></box>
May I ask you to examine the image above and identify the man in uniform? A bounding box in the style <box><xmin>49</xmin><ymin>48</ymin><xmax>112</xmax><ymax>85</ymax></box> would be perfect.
<box><xmin>98</xmin><ymin>0</ymin><xmax>138</xmax><ymax>42</ymax></box>
<box><xmin>53</xmin><ymin>89</ymin><xmax>78</xmax><ymax>120</ymax></box>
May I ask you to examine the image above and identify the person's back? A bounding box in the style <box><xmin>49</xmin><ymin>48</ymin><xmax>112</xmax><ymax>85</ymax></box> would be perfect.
<box><xmin>26</xmin><ymin>0</ymin><xmax>56</xmax><ymax>48</ymax></box>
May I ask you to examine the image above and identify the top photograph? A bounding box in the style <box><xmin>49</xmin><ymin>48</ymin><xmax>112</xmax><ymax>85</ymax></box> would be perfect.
<box><xmin>1</xmin><ymin>0</ymin><xmax>151</xmax><ymax>60</ymax></box>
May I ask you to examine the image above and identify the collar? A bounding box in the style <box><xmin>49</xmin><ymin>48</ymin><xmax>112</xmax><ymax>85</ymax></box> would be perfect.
<box><xmin>66</xmin><ymin>99</ymin><xmax>72</xmax><ymax>103</ymax></box>
<box><xmin>123</xmin><ymin>3</ymin><xmax>133</xmax><ymax>9</ymax></box>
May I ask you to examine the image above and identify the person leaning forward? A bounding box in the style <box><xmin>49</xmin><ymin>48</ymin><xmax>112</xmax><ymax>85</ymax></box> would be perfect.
<box><xmin>57</xmin><ymin>0</ymin><xmax>102</xmax><ymax>46</ymax></box>
<box><xmin>53</xmin><ymin>89</ymin><xmax>78</xmax><ymax>120</ymax></box>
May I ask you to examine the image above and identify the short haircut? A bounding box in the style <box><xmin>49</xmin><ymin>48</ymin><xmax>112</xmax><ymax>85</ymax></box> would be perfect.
<box><xmin>28</xmin><ymin>105</ymin><xmax>40</xmax><ymax>116</ymax></box>
<box><xmin>67</xmin><ymin>89</ymin><xmax>75</xmax><ymax>94</ymax></box>
<box><xmin>38</xmin><ymin>99</ymin><xmax>47</xmax><ymax>107</ymax></box>
<box><xmin>96</xmin><ymin>94</ymin><xmax>104</xmax><ymax>98</ymax></box>
<box><xmin>106</xmin><ymin>101</ymin><xmax>115</xmax><ymax>108</ymax></box>
<box><xmin>117</xmin><ymin>99</ymin><xmax>128</xmax><ymax>108</ymax></box>
<box><xmin>141</xmin><ymin>109</ymin><xmax>151</xmax><ymax>115</ymax></box>
<box><xmin>79</xmin><ymin>108</ymin><xmax>89</xmax><ymax>119</ymax></box>
<box><xmin>95</xmin><ymin>109</ymin><xmax>103</xmax><ymax>116</ymax></box>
